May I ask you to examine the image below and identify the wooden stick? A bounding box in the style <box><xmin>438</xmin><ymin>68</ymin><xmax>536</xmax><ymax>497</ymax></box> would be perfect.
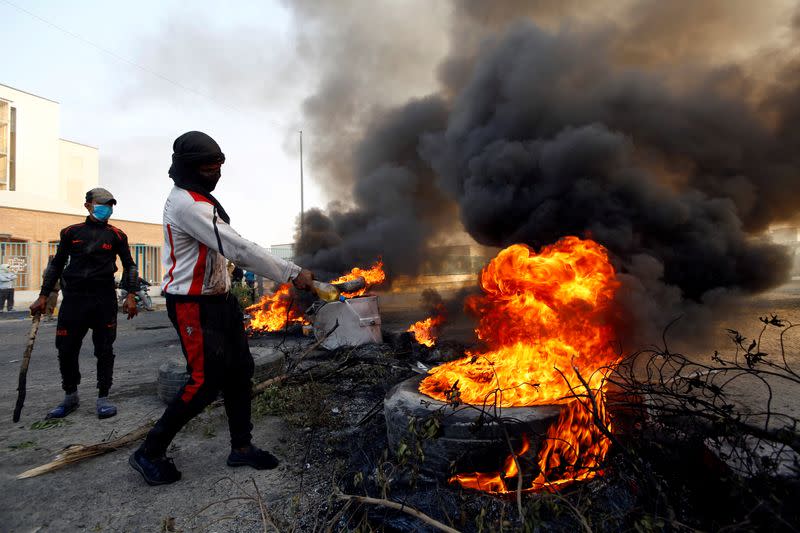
<box><xmin>252</xmin><ymin>374</ymin><xmax>288</xmax><ymax>394</ymax></box>
<box><xmin>13</xmin><ymin>314</ymin><xmax>42</xmax><ymax>422</ymax></box>
<box><xmin>334</xmin><ymin>489</ymin><xmax>462</xmax><ymax>533</ymax></box>
<box><xmin>16</xmin><ymin>421</ymin><xmax>154</xmax><ymax>479</ymax></box>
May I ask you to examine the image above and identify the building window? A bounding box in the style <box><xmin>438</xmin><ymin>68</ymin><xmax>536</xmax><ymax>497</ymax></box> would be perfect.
<box><xmin>0</xmin><ymin>100</ymin><xmax>15</xmax><ymax>191</ymax></box>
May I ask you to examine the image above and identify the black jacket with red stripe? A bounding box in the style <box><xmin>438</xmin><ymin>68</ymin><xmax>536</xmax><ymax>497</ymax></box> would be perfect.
<box><xmin>41</xmin><ymin>217</ymin><xmax>138</xmax><ymax>295</ymax></box>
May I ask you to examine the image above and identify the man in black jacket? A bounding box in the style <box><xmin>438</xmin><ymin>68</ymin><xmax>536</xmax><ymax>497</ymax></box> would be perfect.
<box><xmin>30</xmin><ymin>188</ymin><xmax>139</xmax><ymax>419</ymax></box>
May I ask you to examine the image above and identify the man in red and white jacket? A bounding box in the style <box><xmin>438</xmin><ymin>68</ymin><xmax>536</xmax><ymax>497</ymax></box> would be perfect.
<box><xmin>130</xmin><ymin>131</ymin><xmax>314</xmax><ymax>486</ymax></box>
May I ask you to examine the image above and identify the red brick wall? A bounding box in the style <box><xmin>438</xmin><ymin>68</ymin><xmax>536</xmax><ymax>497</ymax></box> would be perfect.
<box><xmin>0</xmin><ymin>206</ymin><xmax>161</xmax><ymax>245</ymax></box>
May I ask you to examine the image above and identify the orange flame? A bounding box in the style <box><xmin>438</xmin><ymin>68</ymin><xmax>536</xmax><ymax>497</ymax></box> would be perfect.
<box><xmin>330</xmin><ymin>259</ymin><xmax>386</xmax><ymax>297</ymax></box>
<box><xmin>451</xmin><ymin>434</ymin><xmax>532</xmax><ymax>493</ymax></box>
<box><xmin>531</xmin><ymin>392</ymin><xmax>611</xmax><ymax>490</ymax></box>
<box><xmin>246</xmin><ymin>259</ymin><xmax>386</xmax><ymax>333</ymax></box>
<box><xmin>420</xmin><ymin>237</ymin><xmax>618</xmax><ymax>406</ymax></box>
<box><xmin>407</xmin><ymin>313</ymin><xmax>446</xmax><ymax>347</ymax></box>
<box><xmin>450</xmin><ymin>394</ymin><xmax>612</xmax><ymax>493</ymax></box>
<box><xmin>246</xmin><ymin>283</ymin><xmax>308</xmax><ymax>332</ymax></box>
<box><xmin>419</xmin><ymin>236</ymin><xmax>619</xmax><ymax>492</ymax></box>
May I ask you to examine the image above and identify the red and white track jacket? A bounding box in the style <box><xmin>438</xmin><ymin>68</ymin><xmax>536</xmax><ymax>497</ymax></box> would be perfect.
<box><xmin>161</xmin><ymin>186</ymin><xmax>301</xmax><ymax>296</ymax></box>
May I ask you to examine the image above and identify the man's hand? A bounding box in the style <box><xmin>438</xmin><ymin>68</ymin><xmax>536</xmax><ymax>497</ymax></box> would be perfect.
<box><xmin>123</xmin><ymin>293</ymin><xmax>138</xmax><ymax>320</ymax></box>
<box><xmin>29</xmin><ymin>295</ymin><xmax>48</xmax><ymax>316</ymax></box>
<box><xmin>291</xmin><ymin>269</ymin><xmax>314</xmax><ymax>291</ymax></box>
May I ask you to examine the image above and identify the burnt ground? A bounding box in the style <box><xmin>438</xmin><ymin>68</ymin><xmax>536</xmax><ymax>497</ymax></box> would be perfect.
<box><xmin>0</xmin><ymin>285</ymin><xmax>799</xmax><ymax>532</ymax></box>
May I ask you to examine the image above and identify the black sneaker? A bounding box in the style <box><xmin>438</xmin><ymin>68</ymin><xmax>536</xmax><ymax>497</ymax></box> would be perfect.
<box><xmin>227</xmin><ymin>445</ymin><xmax>279</xmax><ymax>470</ymax></box>
<box><xmin>129</xmin><ymin>449</ymin><xmax>182</xmax><ymax>485</ymax></box>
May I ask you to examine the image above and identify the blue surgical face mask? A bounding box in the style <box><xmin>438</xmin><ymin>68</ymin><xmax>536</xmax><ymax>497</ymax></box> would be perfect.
<box><xmin>92</xmin><ymin>204</ymin><xmax>113</xmax><ymax>221</ymax></box>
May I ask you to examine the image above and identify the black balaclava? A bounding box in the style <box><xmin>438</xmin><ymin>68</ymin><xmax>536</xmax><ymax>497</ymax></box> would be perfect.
<box><xmin>169</xmin><ymin>131</ymin><xmax>230</xmax><ymax>223</ymax></box>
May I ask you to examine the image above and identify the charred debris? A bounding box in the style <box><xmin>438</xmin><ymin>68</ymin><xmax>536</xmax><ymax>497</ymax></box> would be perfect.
<box><xmin>241</xmin><ymin>312</ymin><xmax>800</xmax><ymax>533</ymax></box>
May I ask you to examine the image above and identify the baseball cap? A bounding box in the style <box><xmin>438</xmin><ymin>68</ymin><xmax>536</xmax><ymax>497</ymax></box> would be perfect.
<box><xmin>85</xmin><ymin>188</ymin><xmax>117</xmax><ymax>205</ymax></box>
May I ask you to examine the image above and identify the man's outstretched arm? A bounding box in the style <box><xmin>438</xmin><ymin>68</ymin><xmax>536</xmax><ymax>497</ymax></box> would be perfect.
<box><xmin>177</xmin><ymin>201</ymin><xmax>314</xmax><ymax>289</ymax></box>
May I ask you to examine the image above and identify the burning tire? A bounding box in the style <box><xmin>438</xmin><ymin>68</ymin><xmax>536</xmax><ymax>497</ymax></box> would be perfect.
<box><xmin>384</xmin><ymin>375</ymin><xmax>564</xmax><ymax>480</ymax></box>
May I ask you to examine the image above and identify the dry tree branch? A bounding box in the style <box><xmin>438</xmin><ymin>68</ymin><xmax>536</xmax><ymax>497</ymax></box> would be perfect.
<box><xmin>191</xmin><ymin>497</ymin><xmax>260</xmax><ymax>524</ymax></box>
<box><xmin>493</xmin><ymin>409</ymin><xmax>526</xmax><ymax>519</ymax></box>
<box><xmin>324</xmin><ymin>499</ymin><xmax>353</xmax><ymax>533</ymax></box>
<box><xmin>333</xmin><ymin>488</ymin><xmax>462</xmax><ymax>533</ymax></box>
<box><xmin>198</xmin><ymin>514</ymin><xmax>239</xmax><ymax>533</ymax></box>
<box><xmin>600</xmin><ymin>316</ymin><xmax>800</xmax><ymax>489</ymax></box>
<box><xmin>569</xmin><ymin>366</ymin><xmax>630</xmax><ymax>458</ymax></box>
<box><xmin>548</xmin><ymin>365</ymin><xmax>632</xmax><ymax>465</ymax></box>
<box><xmin>778</xmin><ymin>322</ymin><xmax>798</xmax><ymax>375</ymax></box>
<box><xmin>188</xmin><ymin>476</ymin><xmax>280</xmax><ymax>533</ymax></box>
<box><xmin>16</xmin><ymin>421</ymin><xmax>154</xmax><ymax>479</ymax></box>
<box><xmin>250</xmin><ymin>477</ymin><xmax>279</xmax><ymax>533</ymax></box>
<box><xmin>515</xmin><ymin>448</ymin><xmax>524</xmax><ymax>522</ymax></box>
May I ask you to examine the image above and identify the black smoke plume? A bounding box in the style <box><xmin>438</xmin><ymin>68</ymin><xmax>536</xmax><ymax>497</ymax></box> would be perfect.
<box><xmin>294</xmin><ymin>96</ymin><xmax>454</xmax><ymax>277</ymax></box>
<box><xmin>294</xmin><ymin>0</ymin><xmax>798</xmax><ymax>339</ymax></box>
<box><xmin>422</xmin><ymin>22</ymin><xmax>794</xmax><ymax>298</ymax></box>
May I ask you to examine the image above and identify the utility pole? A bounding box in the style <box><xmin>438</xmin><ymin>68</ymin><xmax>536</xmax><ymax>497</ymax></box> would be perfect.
<box><xmin>299</xmin><ymin>130</ymin><xmax>304</xmax><ymax>242</ymax></box>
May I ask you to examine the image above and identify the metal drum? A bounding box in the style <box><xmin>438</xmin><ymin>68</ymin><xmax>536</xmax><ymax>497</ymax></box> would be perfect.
<box><xmin>312</xmin><ymin>295</ymin><xmax>382</xmax><ymax>350</ymax></box>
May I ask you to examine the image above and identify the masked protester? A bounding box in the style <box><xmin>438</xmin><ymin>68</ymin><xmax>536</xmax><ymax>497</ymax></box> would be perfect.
<box><xmin>30</xmin><ymin>188</ymin><xmax>139</xmax><ymax>419</ymax></box>
<box><xmin>130</xmin><ymin>131</ymin><xmax>314</xmax><ymax>486</ymax></box>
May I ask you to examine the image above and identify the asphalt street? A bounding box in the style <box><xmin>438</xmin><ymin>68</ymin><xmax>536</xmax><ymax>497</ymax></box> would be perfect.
<box><xmin>0</xmin><ymin>309</ymin><xmax>306</xmax><ymax>532</ymax></box>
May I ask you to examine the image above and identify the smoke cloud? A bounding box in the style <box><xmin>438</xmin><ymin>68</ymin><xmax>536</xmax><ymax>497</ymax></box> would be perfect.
<box><xmin>422</xmin><ymin>22</ymin><xmax>793</xmax><ymax>298</ymax></box>
<box><xmin>295</xmin><ymin>95</ymin><xmax>454</xmax><ymax>276</ymax></box>
<box><xmin>293</xmin><ymin>0</ymin><xmax>799</xmax><ymax>340</ymax></box>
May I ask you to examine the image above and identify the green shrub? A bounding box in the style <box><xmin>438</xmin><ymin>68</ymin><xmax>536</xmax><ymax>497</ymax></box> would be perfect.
<box><xmin>230</xmin><ymin>281</ymin><xmax>254</xmax><ymax>309</ymax></box>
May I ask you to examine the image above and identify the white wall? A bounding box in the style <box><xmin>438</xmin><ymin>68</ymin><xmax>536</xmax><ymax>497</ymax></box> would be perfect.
<box><xmin>0</xmin><ymin>84</ymin><xmax>98</xmax><ymax>215</ymax></box>
<box><xmin>59</xmin><ymin>139</ymin><xmax>99</xmax><ymax>208</ymax></box>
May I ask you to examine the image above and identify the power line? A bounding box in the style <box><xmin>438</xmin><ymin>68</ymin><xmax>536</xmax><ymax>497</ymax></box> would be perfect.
<box><xmin>0</xmin><ymin>0</ymin><xmax>294</xmax><ymax>129</ymax></box>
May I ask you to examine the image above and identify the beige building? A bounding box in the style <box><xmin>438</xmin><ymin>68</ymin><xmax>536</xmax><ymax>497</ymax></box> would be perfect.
<box><xmin>0</xmin><ymin>83</ymin><xmax>162</xmax><ymax>289</ymax></box>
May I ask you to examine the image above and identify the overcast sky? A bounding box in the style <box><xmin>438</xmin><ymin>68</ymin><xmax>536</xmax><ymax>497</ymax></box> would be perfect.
<box><xmin>2</xmin><ymin>0</ymin><xmax>338</xmax><ymax>246</ymax></box>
